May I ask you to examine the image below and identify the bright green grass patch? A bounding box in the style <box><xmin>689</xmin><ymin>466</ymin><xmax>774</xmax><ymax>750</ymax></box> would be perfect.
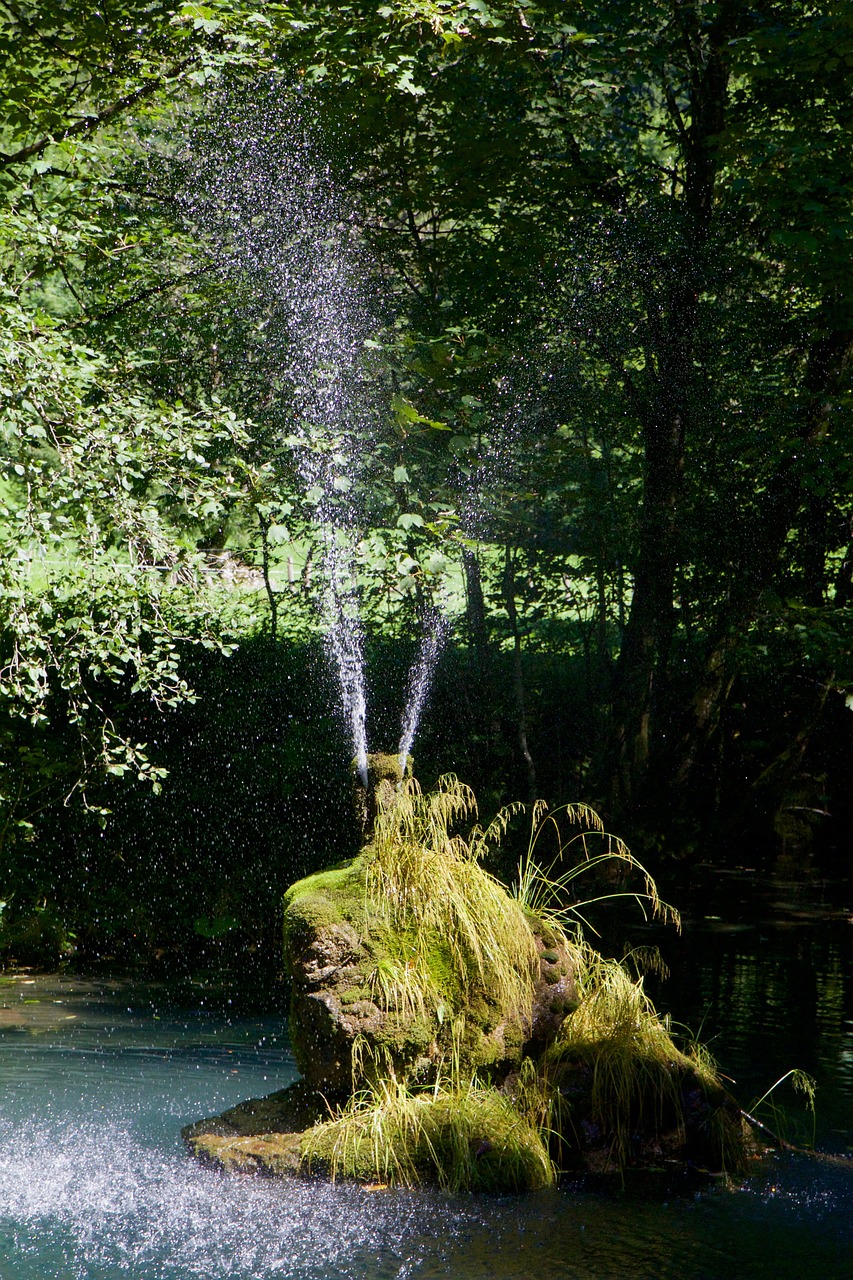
<box><xmin>364</xmin><ymin>774</ymin><xmax>539</xmax><ymax>1022</ymax></box>
<box><xmin>301</xmin><ymin>1071</ymin><xmax>556</xmax><ymax>1193</ymax></box>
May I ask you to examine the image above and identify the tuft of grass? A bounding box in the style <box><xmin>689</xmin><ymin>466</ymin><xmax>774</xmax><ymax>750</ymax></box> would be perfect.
<box><xmin>746</xmin><ymin>1068</ymin><xmax>818</xmax><ymax>1151</ymax></box>
<box><xmin>366</xmin><ymin>949</ymin><xmax>441</xmax><ymax>1023</ymax></box>
<box><xmin>512</xmin><ymin>800</ymin><xmax>681</xmax><ymax>938</ymax></box>
<box><xmin>546</xmin><ymin>944</ymin><xmax>721</xmax><ymax>1170</ymax></box>
<box><xmin>364</xmin><ymin>774</ymin><xmax>539</xmax><ymax>1023</ymax></box>
<box><xmin>300</xmin><ymin>1067</ymin><xmax>556</xmax><ymax>1193</ymax></box>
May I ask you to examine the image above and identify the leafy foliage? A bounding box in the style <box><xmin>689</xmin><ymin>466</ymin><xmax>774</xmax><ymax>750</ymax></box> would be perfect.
<box><xmin>2</xmin><ymin>0</ymin><xmax>853</xmax><ymax>944</ymax></box>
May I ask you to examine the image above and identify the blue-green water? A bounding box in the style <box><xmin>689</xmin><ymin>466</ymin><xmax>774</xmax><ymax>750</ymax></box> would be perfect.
<box><xmin>1</xmin><ymin>873</ymin><xmax>852</xmax><ymax>1280</ymax></box>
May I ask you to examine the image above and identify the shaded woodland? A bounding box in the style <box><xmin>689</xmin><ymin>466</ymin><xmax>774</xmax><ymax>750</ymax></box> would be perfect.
<box><xmin>1</xmin><ymin>1</ymin><xmax>851</xmax><ymax>968</ymax></box>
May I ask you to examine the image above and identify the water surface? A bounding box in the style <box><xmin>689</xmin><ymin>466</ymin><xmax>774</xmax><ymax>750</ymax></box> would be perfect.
<box><xmin>1</xmin><ymin>874</ymin><xmax>851</xmax><ymax>1280</ymax></box>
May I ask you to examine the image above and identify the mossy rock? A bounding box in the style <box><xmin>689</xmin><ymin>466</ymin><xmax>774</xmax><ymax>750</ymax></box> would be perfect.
<box><xmin>181</xmin><ymin>1080</ymin><xmax>327</xmax><ymax>1175</ymax></box>
<box><xmin>283</xmin><ymin>853</ymin><xmax>578</xmax><ymax>1092</ymax></box>
<box><xmin>353</xmin><ymin>751</ymin><xmax>412</xmax><ymax>834</ymax></box>
<box><xmin>544</xmin><ymin>1056</ymin><xmax>754</xmax><ymax>1177</ymax></box>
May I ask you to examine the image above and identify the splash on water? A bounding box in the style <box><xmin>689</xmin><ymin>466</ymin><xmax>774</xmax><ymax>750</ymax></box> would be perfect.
<box><xmin>0</xmin><ymin>1116</ymin><xmax>477</xmax><ymax>1280</ymax></box>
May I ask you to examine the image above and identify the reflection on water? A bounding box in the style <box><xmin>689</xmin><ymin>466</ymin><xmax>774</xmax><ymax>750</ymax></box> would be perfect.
<box><xmin>0</xmin><ymin>873</ymin><xmax>852</xmax><ymax>1280</ymax></box>
<box><xmin>642</xmin><ymin>868</ymin><xmax>853</xmax><ymax>1155</ymax></box>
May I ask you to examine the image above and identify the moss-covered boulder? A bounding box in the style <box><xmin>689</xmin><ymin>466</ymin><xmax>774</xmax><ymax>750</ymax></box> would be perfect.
<box><xmin>182</xmin><ymin>1080</ymin><xmax>326</xmax><ymax>1175</ymax></box>
<box><xmin>282</xmin><ymin>850</ymin><xmax>578</xmax><ymax>1093</ymax></box>
<box><xmin>185</xmin><ymin>775</ymin><xmax>753</xmax><ymax>1192</ymax></box>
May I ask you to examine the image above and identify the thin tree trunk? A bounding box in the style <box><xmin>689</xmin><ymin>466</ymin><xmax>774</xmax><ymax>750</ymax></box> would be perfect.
<box><xmin>503</xmin><ymin>548</ymin><xmax>537</xmax><ymax>802</ymax></box>
<box><xmin>748</xmin><ymin>673</ymin><xmax>835</xmax><ymax>833</ymax></box>
<box><xmin>462</xmin><ymin>548</ymin><xmax>489</xmax><ymax>656</ymax></box>
<box><xmin>256</xmin><ymin>510</ymin><xmax>278</xmax><ymax>641</ymax></box>
<box><xmin>605</xmin><ymin>7</ymin><xmax>739</xmax><ymax>813</ymax></box>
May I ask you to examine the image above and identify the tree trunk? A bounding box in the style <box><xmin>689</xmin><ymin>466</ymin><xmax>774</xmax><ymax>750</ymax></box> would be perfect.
<box><xmin>503</xmin><ymin>547</ymin><xmax>537</xmax><ymax>802</ymax></box>
<box><xmin>462</xmin><ymin>548</ymin><xmax>489</xmax><ymax>657</ymax></box>
<box><xmin>673</xmin><ymin>326</ymin><xmax>853</xmax><ymax>790</ymax></box>
<box><xmin>605</xmin><ymin>8</ymin><xmax>739</xmax><ymax>814</ymax></box>
<box><xmin>257</xmin><ymin>509</ymin><xmax>278</xmax><ymax>641</ymax></box>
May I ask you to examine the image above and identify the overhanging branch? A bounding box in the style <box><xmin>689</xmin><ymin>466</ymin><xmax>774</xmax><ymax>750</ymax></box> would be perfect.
<box><xmin>0</xmin><ymin>57</ymin><xmax>196</xmax><ymax>170</ymax></box>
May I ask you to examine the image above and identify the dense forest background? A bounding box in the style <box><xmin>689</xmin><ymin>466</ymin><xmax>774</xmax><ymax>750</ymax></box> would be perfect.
<box><xmin>1</xmin><ymin>0</ymin><xmax>851</xmax><ymax>976</ymax></box>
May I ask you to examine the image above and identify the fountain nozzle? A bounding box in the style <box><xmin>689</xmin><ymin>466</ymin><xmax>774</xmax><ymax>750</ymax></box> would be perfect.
<box><xmin>353</xmin><ymin>751</ymin><xmax>413</xmax><ymax>838</ymax></box>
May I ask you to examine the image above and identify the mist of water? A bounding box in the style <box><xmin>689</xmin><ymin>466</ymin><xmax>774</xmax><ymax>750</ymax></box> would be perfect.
<box><xmin>173</xmin><ymin>81</ymin><xmax>451</xmax><ymax>776</ymax></box>
<box><xmin>320</xmin><ymin>525</ymin><xmax>369</xmax><ymax>784</ymax></box>
<box><xmin>174</xmin><ymin>83</ymin><xmax>375</xmax><ymax>771</ymax></box>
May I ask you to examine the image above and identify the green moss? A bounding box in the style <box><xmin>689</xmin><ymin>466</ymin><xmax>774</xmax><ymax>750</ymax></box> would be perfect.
<box><xmin>363</xmin><ymin>752</ymin><xmax>409</xmax><ymax>784</ymax></box>
<box><xmin>340</xmin><ymin>987</ymin><xmax>371</xmax><ymax>1006</ymax></box>
<box><xmin>283</xmin><ymin>857</ymin><xmax>368</xmax><ymax>945</ymax></box>
<box><xmin>541</xmin><ymin>949</ymin><xmax>560</xmax><ymax>964</ymax></box>
<box><xmin>283</xmin><ymin>859</ymin><xmax>364</xmax><ymax>916</ymax></box>
<box><xmin>423</xmin><ymin>940</ymin><xmax>462</xmax><ymax>1003</ymax></box>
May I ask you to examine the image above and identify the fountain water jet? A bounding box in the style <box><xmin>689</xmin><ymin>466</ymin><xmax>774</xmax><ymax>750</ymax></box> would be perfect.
<box><xmin>398</xmin><ymin>606</ymin><xmax>450</xmax><ymax>775</ymax></box>
<box><xmin>319</xmin><ymin>525</ymin><xmax>369</xmax><ymax>785</ymax></box>
<box><xmin>179</xmin><ymin>83</ymin><xmax>447</xmax><ymax>775</ymax></box>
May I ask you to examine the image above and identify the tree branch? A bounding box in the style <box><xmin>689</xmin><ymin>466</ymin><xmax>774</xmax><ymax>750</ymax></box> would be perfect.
<box><xmin>74</xmin><ymin>262</ymin><xmax>215</xmax><ymax>326</ymax></box>
<box><xmin>0</xmin><ymin>57</ymin><xmax>196</xmax><ymax>170</ymax></box>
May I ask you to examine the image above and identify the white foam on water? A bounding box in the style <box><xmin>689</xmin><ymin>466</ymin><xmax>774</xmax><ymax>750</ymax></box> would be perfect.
<box><xmin>0</xmin><ymin>1117</ymin><xmax>476</xmax><ymax>1280</ymax></box>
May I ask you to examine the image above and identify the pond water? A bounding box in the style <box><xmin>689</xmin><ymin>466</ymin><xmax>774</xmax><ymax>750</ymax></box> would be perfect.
<box><xmin>1</xmin><ymin>870</ymin><xmax>852</xmax><ymax>1280</ymax></box>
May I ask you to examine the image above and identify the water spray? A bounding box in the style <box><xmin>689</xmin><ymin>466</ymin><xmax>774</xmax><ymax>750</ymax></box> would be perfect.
<box><xmin>398</xmin><ymin>606</ymin><xmax>450</xmax><ymax>775</ymax></box>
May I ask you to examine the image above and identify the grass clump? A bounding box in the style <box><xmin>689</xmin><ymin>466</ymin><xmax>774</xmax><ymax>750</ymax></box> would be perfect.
<box><xmin>363</xmin><ymin>774</ymin><xmax>539</xmax><ymax>1025</ymax></box>
<box><xmin>284</xmin><ymin>774</ymin><xmax>748</xmax><ymax>1184</ymax></box>
<box><xmin>300</xmin><ymin>1068</ymin><xmax>556</xmax><ymax>1193</ymax></box>
<box><xmin>513</xmin><ymin>800</ymin><xmax>681</xmax><ymax>937</ymax></box>
<box><xmin>546</xmin><ymin>944</ymin><xmax>730</xmax><ymax>1170</ymax></box>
